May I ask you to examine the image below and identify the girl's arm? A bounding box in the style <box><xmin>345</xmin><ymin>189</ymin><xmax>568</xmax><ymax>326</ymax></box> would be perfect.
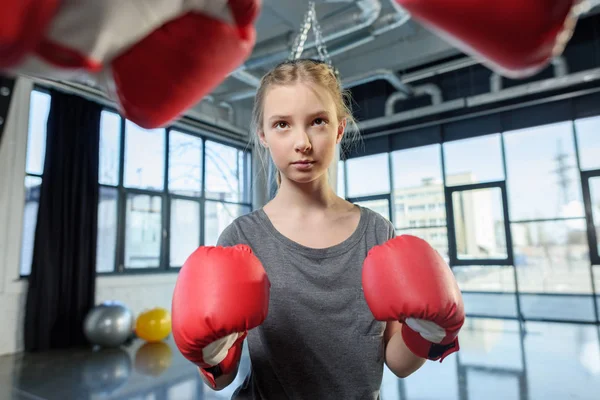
<box><xmin>383</xmin><ymin>321</ymin><xmax>427</xmax><ymax>378</ymax></box>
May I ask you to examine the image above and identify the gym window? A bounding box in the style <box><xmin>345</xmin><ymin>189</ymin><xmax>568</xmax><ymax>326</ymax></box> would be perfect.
<box><xmin>20</xmin><ymin>89</ymin><xmax>252</xmax><ymax>277</ymax></box>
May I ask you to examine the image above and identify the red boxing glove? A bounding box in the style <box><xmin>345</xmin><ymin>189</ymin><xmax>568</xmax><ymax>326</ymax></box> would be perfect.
<box><xmin>395</xmin><ymin>0</ymin><xmax>581</xmax><ymax>78</ymax></box>
<box><xmin>362</xmin><ymin>235</ymin><xmax>465</xmax><ymax>362</ymax></box>
<box><xmin>108</xmin><ymin>0</ymin><xmax>261</xmax><ymax>128</ymax></box>
<box><xmin>0</xmin><ymin>0</ymin><xmax>59</xmax><ymax>68</ymax></box>
<box><xmin>3</xmin><ymin>0</ymin><xmax>261</xmax><ymax>129</ymax></box>
<box><xmin>172</xmin><ymin>245</ymin><xmax>270</xmax><ymax>388</ymax></box>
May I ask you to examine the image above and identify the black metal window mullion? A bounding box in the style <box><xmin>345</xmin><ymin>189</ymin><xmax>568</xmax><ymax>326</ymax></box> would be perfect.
<box><xmin>114</xmin><ymin>115</ymin><xmax>127</xmax><ymax>274</ymax></box>
<box><xmin>162</xmin><ymin>128</ymin><xmax>171</xmax><ymax>272</ymax></box>
<box><xmin>200</xmin><ymin>137</ymin><xmax>207</xmax><ymax>246</ymax></box>
<box><xmin>500</xmin><ymin>131</ymin><xmax>524</xmax><ymax>322</ymax></box>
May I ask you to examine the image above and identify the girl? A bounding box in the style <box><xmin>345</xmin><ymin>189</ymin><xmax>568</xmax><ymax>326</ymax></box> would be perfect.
<box><xmin>172</xmin><ymin>59</ymin><xmax>460</xmax><ymax>399</ymax></box>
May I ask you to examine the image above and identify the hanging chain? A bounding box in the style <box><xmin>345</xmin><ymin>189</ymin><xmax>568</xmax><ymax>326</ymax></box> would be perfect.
<box><xmin>288</xmin><ymin>2</ymin><xmax>340</xmax><ymax>78</ymax></box>
<box><xmin>289</xmin><ymin>3</ymin><xmax>314</xmax><ymax>61</ymax></box>
<box><xmin>310</xmin><ymin>3</ymin><xmax>333</xmax><ymax>67</ymax></box>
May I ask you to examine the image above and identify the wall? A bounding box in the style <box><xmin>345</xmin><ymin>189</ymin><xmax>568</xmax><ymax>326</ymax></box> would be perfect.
<box><xmin>0</xmin><ymin>77</ymin><xmax>32</xmax><ymax>357</ymax></box>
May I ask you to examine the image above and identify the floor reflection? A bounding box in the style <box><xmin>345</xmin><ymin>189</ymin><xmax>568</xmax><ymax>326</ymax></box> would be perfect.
<box><xmin>1</xmin><ymin>319</ymin><xmax>599</xmax><ymax>399</ymax></box>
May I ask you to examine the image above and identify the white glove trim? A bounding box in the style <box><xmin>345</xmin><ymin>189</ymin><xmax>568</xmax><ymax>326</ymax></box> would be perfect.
<box><xmin>202</xmin><ymin>331</ymin><xmax>244</xmax><ymax>366</ymax></box>
<box><xmin>40</xmin><ymin>0</ymin><xmax>233</xmax><ymax>65</ymax></box>
<box><xmin>405</xmin><ymin>318</ymin><xmax>446</xmax><ymax>344</ymax></box>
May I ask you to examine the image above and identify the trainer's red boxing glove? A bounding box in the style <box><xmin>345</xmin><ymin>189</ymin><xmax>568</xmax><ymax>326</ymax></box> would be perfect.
<box><xmin>362</xmin><ymin>235</ymin><xmax>465</xmax><ymax>362</ymax></box>
<box><xmin>0</xmin><ymin>0</ymin><xmax>59</xmax><ymax>68</ymax></box>
<box><xmin>108</xmin><ymin>0</ymin><xmax>261</xmax><ymax>128</ymax></box>
<box><xmin>395</xmin><ymin>0</ymin><xmax>581</xmax><ymax>79</ymax></box>
<box><xmin>3</xmin><ymin>0</ymin><xmax>261</xmax><ymax>129</ymax></box>
<box><xmin>172</xmin><ymin>245</ymin><xmax>270</xmax><ymax>389</ymax></box>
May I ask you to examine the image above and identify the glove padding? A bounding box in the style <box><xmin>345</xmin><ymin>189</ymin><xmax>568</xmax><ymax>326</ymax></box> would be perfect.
<box><xmin>0</xmin><ymin>0</ymin><xmax>59</xmax><ymax>68</ymax></box>
<box><xmin>3</xmin><ymin>0</ymin><xmax>261</xmax><ymax>129</ymax></box>
<box><xmin>362</xmin><ymin>235</ymin><xmax>465</xmax><ymax>362</ymax></box>
<box><xmin>395</xmin><ymin>0</ymin><xmax>581</xmax><ymax>78</ymax></box>
<box><xmin>172</xmin><ymin>245</ymin><xmax>270</xmax><ymax>388</ymax></box>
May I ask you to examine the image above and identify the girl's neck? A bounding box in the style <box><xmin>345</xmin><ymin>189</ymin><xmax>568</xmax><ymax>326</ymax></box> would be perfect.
<box><xmin>270</xmin><ymin>176</ymin><xmax>341</xmax><ymax>214</ymax></box>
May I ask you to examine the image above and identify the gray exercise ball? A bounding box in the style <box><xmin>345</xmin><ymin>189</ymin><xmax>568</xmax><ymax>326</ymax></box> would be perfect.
<box><xmin>84</xmin><ymin>301</ymin><xmax>134</xmax><ymax>348</ymax></box>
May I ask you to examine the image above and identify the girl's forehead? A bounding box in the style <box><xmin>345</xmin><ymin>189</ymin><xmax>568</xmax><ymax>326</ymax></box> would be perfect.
<box><xmin>264</xmin><ymin>83</ymin><xmax>335</xmax><ymax>111</ymax></box>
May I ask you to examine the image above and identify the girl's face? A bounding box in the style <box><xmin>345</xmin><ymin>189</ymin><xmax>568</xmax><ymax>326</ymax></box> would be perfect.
<box><xmin>259</xmin><ymin>82</ymin><xmax>345</xmax><ymax>185</ymax></box>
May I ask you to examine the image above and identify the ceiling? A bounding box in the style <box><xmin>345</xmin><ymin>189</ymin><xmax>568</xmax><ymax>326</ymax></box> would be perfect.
<box><xmin>189</xmin><ymin>0</ymin><xmax>460</xmax><ymax>126</ymax></box>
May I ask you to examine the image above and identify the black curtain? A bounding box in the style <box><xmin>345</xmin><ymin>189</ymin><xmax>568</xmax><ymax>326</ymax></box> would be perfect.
<box><xmin>24</xmin><ymin>89</ymin><xmax>102</xmax><ymax>352</ymax></box>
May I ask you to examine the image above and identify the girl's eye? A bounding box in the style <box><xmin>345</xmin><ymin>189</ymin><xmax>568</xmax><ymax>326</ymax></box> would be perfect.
<box><xmin>313</xmin><ymin>118</ymin><xmax>327</xmax><ymax>126</ymax></box>
<box><xmin>275</xmin><ymin>121</ymin><xmax>288</xmax><ymax>129</ymax></box>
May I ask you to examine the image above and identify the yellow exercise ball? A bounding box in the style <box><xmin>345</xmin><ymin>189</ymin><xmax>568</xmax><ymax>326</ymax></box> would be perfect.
<box><xmin>135</xmin><ymin>308</ymin><xmax>171</xmax><ymax>342</ymax></box>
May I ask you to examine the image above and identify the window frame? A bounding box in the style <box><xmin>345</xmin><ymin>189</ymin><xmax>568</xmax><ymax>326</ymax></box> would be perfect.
<box><xmin>99</xmin><ymin>111</ymin><xmax>254</xmax><ymax>276</ymax></box>
<box><xmin>20</xmin><ymin>89</ymin><xmax>253</xmax><ymax>277</ymax></box>
<box><xmin>445</xmin><ymin>181</ymin><xmax>514</xmax><ymax>266</ymax></box>
<box><xmin>581</xmin><ymin>169</ymin><xmax>600</xmax><ymax>266</ymax></box>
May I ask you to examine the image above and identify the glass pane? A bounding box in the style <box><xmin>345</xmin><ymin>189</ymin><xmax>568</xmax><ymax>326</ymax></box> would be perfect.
<box><xmin>170</xmin><ymin>199</ymin><xmax>200</xmax><ymax>267</ymax></box>
<box><xmin>467</xmin><ymin>371</ymin><xmax>520</xmax><ymax>400</ymax></box>
<box><xmin>355</xmin><ymin>198</ymin><xmax>389</xmax><ymax>220</ymax></box>
<box><xmin>512</xmin><ymin>219</ymin><xmax>591</xmax><ymax>294</ymax></box>
<box><xmin>205</xmin><ymin>141</ymin><xmax>248</xmax><ymax>203</ymax></box>
<box><xmin>402</xmin><ymin>353</ymin><xmax>459</xmax><ymax>400</ymax></box>
<box><xmin>392</xmin><ymin>145</ymin><xmax>445</xmax><ymax>229</ymax></box>
<box><xmin>519</xmin><ymin>293</ymin><xmax>596</xmax><ymax>322</ymax></box>
<box><xmin>591</xmin><ymin>177</ymin><xmax>600</xmax><ymax>257</ymax></box>
<box><xmin>346</xmin><ymin>153</ymin><xmax>390</xmax><ymax>197</ymax></box>
<box><xmin>444</xmin><ymin>134</ymin><xmax>504</xmax><ymax>186</ymax></box>
<box><xmin>96</xmin><ymin>187</ymin><xmax>118</xmax><ymax>273</ymax></box>
<box><xmin>461</xmin><ymin>292</ymin><xmax>518</xmax><ymax>318</ymax></box>
<box><xmin>459</xmin><ymin>319</ymin><xmax>524</xmax><ymax>369</ymax></box>
<box><xmin>26</xmin><ymin>91</ymin><xmax>51</xmax><ymax>175</ymax></box>
<box><xmin>396</xmin><ymin>227</ymin><xmax>449</xmax><ymax>262</ymax></box>
<box><xmin>125</xmin><ymin>194</ymin><xmax>162</xmax><ymax>268</ymax></box>
<box><xmin>124</xmin><ymin>120</ymin><xmax>165</xmax><ymax>190</ymax></box>
<box><xmin>504</xmin><ymin>122</ymin><xmax>583</xmax><ymax>221</ymax></box>
<box><xmin>99</xmin><ymin>111</ymin><xmax>121</xmax><ymax>186</ymax></box>
<box><xmin>169</xmin><ymin>130</ymin><xmax>202</xmax><ymax>196</ymax></box>
<box><xmin>452</xmin><ymin>187</ymin><xmax>507</xmax><ymax>260</ymax></box>
<box><xmin>20</xmin><ymin>176</ymin><xmax>42</xmax><ymax>276</ymax></box>
<box><xmin>337</xmin><ymin>160</ymin><xmax>345</xmax><ymax>198</ymax></box>
<box><xmin>575</xmin><ymin>116</ymin><xmax>600</xmax><ymax>171</ymax></box>
<box><xmin>204</xmin><ymin>201</ymin><xmax>250</xmax><ymax>246</ymax></box>
<box><xmin>167</xmin><ymin>379</ymin><xmax>197</xmax><ymax>400</ymax></box>
<box><xmin>454</xmin><ymin>265</ymin><xmax>515</xmax><ymax>292</ymax></box>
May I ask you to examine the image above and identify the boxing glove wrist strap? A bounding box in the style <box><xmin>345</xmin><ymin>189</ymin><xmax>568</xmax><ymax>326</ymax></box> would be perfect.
<box><xmin>401</xmin><ymin>323</ymin><xmax>459</xmax><ymax>362</ymax></box>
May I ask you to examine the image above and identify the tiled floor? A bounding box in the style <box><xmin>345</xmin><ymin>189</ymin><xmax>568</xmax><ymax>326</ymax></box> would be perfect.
<box><xmin>1</xmin><ymin>318</ymin><xmax>599</xmax><ymax>399</ymax></box>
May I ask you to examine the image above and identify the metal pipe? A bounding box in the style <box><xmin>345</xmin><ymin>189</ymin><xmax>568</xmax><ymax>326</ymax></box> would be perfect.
<box><xmin>359</xmin><ymin>66</ymin><xmax>600</xmax><ymax>132</ymax></box>
<box><xmin>230</xmin><ymin>69</ymin><xmax>261</xmax><ymax>87</ymax></box>
<box><xmin>489</xmin><ymin>55</ymin><xmax>569</xmax><ymax>93</ymax></box>
<box><xmin>219</xmin><ymin>68</ymin><xmax>410</xmax><ymax>102</ymax></box>
<box><xmin>490</xmin><ymin>73</ymin><xmax>503</xmax><ymax>93</ymax></box>
<box><xmin>343</xmin><ymin>69</ymin><xmax>411</xmax><ymax>93</ymax></box>
<box><xmin>415</xmin><ymin>84</ymin><xmax>443</xmax><ymax>105</ymax></box>
<box><xmin>385</xmin><ymin>84</ymin><xmax>443</xmax><ymax>116</ymax></box>
<box><xmin>219</xmin><ymin>101</ymin><xmax>235</xmax><ymax>123</ymax></box>
<box><xmin>243</xmin><ymin>0</ymin><xmax>382</xmax><ymax>70</ymax></box>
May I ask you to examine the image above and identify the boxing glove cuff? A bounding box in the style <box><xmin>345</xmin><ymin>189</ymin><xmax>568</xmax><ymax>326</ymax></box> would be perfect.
<box><xmin>401</xmin><ymin>323</ymin><xmax>459</xmax><ymax>362</ymax></box>
<box><xmin>199</xmin><ymin>332</ymin><xmax>247</xmax><ymax>389</ymax></box>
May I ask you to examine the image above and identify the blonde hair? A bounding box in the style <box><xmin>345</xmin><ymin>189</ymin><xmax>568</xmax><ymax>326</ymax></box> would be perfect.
<box><xmin>250</xmin><ymin>59</ymin><xmax>361</xmax><ymax>188</ymax></box>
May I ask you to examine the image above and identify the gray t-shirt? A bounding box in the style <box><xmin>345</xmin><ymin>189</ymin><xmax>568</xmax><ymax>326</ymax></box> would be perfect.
<box><xmin>216</xmin><ymin>205</ymin><xmax>396</xmax><ymax>400</ymax></box>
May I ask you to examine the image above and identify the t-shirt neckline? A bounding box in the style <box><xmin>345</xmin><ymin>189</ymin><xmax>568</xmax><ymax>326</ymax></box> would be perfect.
<box><xmin>256</xmin><ymin>205</ymin><xmax>369</xmax><ymax>259</ymax></box>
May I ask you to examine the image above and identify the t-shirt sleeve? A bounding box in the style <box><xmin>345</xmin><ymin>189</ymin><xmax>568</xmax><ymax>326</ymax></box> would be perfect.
<box><xmin>387</xmin><ymin>219</ymin><xmax>396</xmax><ymax>240</ymax></box>
<box><xmin>216</xmin><ymin>222</ymin><xmax>240</xmax><ymax>247</ymax></box>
